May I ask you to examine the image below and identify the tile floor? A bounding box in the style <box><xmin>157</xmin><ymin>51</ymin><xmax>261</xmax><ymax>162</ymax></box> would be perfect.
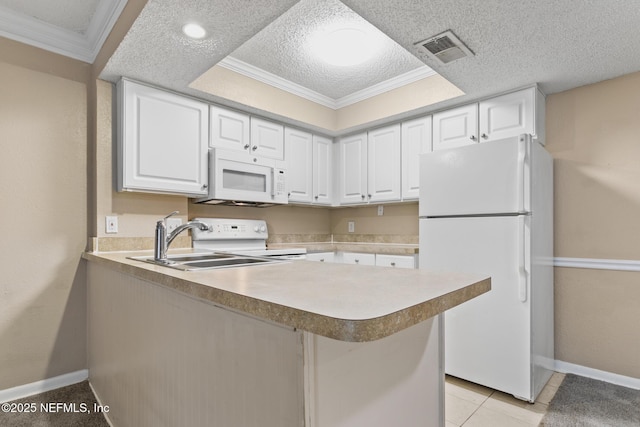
<box><xmin>445</xmin><ymin>372</ymin><xmax>566</xmax><ymax>427</ymax></box>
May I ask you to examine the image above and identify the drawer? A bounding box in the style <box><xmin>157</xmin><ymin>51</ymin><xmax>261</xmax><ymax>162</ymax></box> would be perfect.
<box><xmin>375</xmin><ymin>254</ymin><xmax>416</xmax><ymax>269</ymax></box>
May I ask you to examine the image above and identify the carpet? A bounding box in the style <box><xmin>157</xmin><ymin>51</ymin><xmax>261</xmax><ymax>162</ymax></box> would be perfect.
<box><xmin>542</xmin><ymin>374</ymin><xmax>640</xmax><ymax>426</ymax></box>
<box><xmin>0</xmin><ymin>381</ymin><xmax>109</xmax><ymax>427</ymax></box>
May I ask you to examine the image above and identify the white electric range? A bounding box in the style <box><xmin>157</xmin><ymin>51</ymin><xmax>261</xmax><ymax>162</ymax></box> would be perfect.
<box><xmin>191</xmin><ymin>218</ymin><xmax>307</xmax><ymax>260</ymax></box>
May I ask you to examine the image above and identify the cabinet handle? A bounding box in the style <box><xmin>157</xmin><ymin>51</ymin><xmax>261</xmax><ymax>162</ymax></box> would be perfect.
<box><xmin>355</xmin><ymin>259</ymin><xmax>359</xmax><ymax>263</ymax></box>
<box><xmin>252</xmin><ymin>145</ymin><xmax>258</xmax><ymax>151</ymax></box>
<box><xmin>367</xmin><ymin>194</ymin><xmax>372</xmax><ymax>198</ymax></box>
<box><xmin>315</xmin><ymin>195</ymin><xmax>318</xmax><ymax>200</ymax></box>
<box><xmin>481</xmin><ymin>133</ymin><xmax>489</xmax><ymax>139</ymax></box>
<box><xmin>201</xmin><ymin>184</ymin><xmax>208</xmax><ymax>190</ymax></box>
<box><xmin>244</xmin><ymin>144</ymin><xmax>250</xmax><ymax>149</ymax></box>
<box><xmin>319</xmin><ymin>259</ymin><xmax>325</xmax><ymax>262</ymax></box>
<box><xmin>361</xmin><ymin>194</ymin><xmax>365</xmax><ymax>200</ymax></box>
<box><xmin>288</xmin><ymin>192</ymin><xmax>291</xmax><ymax>197</ymax></box>
<box><xmin>390</xmin><ymin>262</ymin><xmax>396</xmax><ymax>267</ymax></box>
<box><xmin>470</xmin><ymin>135</ymin><xmax>477</xmax><ymax>141</ymax></box>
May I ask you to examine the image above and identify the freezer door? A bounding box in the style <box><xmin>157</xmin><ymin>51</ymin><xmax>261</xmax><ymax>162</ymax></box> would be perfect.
<box><xmin>420</xmin><ymin>216</ymin><xmax>532</xmax><ymax>400</ymax></box>
<box><xmin>419</xmin><ymin>135</ymin><xmax>531</xmax><ymax>217</ymax></box>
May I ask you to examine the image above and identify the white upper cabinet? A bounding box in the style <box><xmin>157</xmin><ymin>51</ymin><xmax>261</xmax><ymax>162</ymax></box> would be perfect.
<box><xmin>338</xmin><ymin>125</ymin><xmax>401</xmax><ymax>205</ymax></box>
<box><xmin>210</xmin><ymin>106</ymin><xmax>284</xmax><ymax>159</ymax></box>
<box><xmin>285</xmin><ymin>129</ymin><xmax>333</xmax><ymax>205</ymax></box>
<box><xmin>433</xmin><ymin>87</ymin><xmax>545</xmax><ymax>151</ymax></box>
<box><xmin>367</xmin><ymin>124</ymin><xmax>401</xmax><ymax>203</ymax></box>
<box><xmin>250</xmin><ymin>117</ymin><xmax>284</xmax><ymax>159</ymax></box>
<box><xmin>209</xmin><ymin>106</ymin><xmax>250</xmax><ymax>151</ymax></box>
<box><xmin>312</xmin><ymin>135</ymin><xmax>333</xmax><ymax>205</ymax></box>
<box><xmin>479</xmin><ymin>87</ymin><xmax>543</xmax><ymax>143</ymax></box>
<box><xmin>401</xmin><ymin>116</ymin><xmax>432</xmax><ymax>200</ymax></box>
<box><xmin>117</xmin><ymin>79</ymin><xmax>208</xmax><ymax>196</ymax></box>
<box><xmin>284</xmin><ymin>127</ymin><xmax>313</xmax><ymax>203</ymax></box>
<box><xmin>432</xmin><ymin>104</ymin><xmax>478</xmax><ymax>151</ymax></box>
<box><xmin>338</xmin><ymin>132</ymin><xmax>368</xmax><ymax>204</ymax></box>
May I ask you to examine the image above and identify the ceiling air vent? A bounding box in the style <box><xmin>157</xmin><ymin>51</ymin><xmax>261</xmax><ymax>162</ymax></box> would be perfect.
<box><xmin>414</xmin><ymin>30</ymin><xmax>474</xmax><ymax>64</ymax></box>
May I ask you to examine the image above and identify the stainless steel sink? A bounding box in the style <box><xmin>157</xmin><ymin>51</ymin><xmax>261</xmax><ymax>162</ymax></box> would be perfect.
<box><xmin>128</xmin><ymin>252</ymin><xmax>284</xmax><ymax>271</ymax></box>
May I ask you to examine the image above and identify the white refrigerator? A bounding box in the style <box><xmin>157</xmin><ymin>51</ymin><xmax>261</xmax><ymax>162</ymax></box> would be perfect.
<box><xmin>419</xmin><ymin>134</ymin><xmax>554</xmax><ymax>402</ymax></box>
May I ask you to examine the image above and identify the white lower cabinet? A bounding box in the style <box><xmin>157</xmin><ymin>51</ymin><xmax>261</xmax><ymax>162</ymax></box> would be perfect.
<box><xmin>340</xmin><ymin>252</ymin><xmax>376</xmax><ymax>266</ymax></box>
<box><xmin>375</xmin><ymin>254</ymin><xmax>417</xmax><ymax>269</ymax></box>
<box><xmin>309</xmin><ymin>252</ymin><xmax>416</xmax><ymax>268</ymax></box>
<box><xmin>306</xmin><ymin>252</ymin><xmax>336</xmax><ymax>263</ymax></box>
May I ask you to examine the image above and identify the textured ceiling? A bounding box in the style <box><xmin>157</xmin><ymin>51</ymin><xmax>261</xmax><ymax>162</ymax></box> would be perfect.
<box><xmin>341</xmin><ymin>0</ymin><xmax>640</xmax><ymax>96</ymax></box>
<box><xmin>228</xmin><ymin>0</ymin><xmax>426</xmax><ymax>99</ymax></box>
<box><xmin>6</xmin><ymin>0</ymin><xmax>640</xmax><ymax>133</ymax></box>
<box><xmin>98</xmin><ymin>0</ymin><xmax>640</xmax><ymax>131</ymax></box>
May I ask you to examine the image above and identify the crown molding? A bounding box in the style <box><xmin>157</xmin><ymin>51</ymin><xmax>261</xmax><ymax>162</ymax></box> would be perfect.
<box><xmin>218</xmin><ymin>56</ymin><xmax>337</xmax><ymax>108</ymax></box>
<box><xmin>218</xmin><ymin>56</ymin><xmax>436</xmax><ymax>110</ymax></box>
<box><xmin>0</xmin><ymin>0</ymin><xmax>126</xmax><ymax>63</ymax></box>
<box><xmin>334</xmin><ymin>66</ymin><xmax>436</xmax><ymax>109</ymax></box>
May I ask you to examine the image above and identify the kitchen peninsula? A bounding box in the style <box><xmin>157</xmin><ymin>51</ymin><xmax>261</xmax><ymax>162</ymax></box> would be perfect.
<box><xmin>83</xmin><ymin>250</ymin><xmax>489</xmax><ymax>427</ymax></box>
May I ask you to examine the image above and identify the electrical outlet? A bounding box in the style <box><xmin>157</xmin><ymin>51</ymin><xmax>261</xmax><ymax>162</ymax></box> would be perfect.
<box><xmin>377</xmin><ymin>205</ymin><xmax>384</xmax><ymax>216</ymax></box>
<box><xmin>105</xmin><ymin>216</ymin><xmax>118</xmax><ymax>234</ymax></box>
<box><xmin>166</xmin><ymin>218</ymin><xmax>182</xmax><ymax>233</ymax></box>
<box><xmin>348</xmin><ymin>221</ymin><xmax>355</xmax><ymax>233</ymax></box>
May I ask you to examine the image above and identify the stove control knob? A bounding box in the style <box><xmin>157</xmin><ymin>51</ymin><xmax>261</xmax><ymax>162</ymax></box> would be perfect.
<box><xmin>253</xmin><ymin>226</ymin><xmax>260</xmax><ymax>232</ymax></box>
<box><xmin>260</xmin><ymin>225</ymin><xmax>266</xmax><ymax>233</ymax></box>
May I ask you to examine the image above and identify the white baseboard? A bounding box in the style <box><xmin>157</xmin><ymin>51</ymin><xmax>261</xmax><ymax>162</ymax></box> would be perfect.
<box><xmin>0</xmin><ymin>369</ymin><xmax>88</xmax><ymax>403</ymax></box>
<box><xmin>555</xmin><ymin>360</ymin><xmax>640</xmax><ymax>390</ymax></box>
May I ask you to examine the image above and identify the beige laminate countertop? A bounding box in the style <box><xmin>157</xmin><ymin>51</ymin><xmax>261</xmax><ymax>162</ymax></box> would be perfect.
<box><xmin>82</xmin><ymin>250</ymin><xmax>489</xmax><ymax>342</ymax></box>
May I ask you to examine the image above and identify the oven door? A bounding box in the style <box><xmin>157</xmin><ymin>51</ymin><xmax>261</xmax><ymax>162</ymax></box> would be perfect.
<box><xmin>208</xmin><ymin>149</ymin><xmax>287</xmax><ymax>204</ymax></box>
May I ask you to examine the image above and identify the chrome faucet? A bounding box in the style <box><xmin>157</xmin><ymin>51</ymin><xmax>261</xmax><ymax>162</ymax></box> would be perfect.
<box><xmin>154</xmin><ymin>211</ymin><xmax>210</xmax><ymax>262</ymax></box>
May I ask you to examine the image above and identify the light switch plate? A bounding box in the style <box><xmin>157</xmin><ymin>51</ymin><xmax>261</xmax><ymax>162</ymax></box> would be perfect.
<box><xmin>348</xmin><ymin>221</ymin><xmax>355</xmax><ymax>233</ymax></box>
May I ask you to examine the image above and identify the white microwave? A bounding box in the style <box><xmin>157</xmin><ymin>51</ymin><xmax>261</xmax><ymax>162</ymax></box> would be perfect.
<box><xmin>194</xmin><ymin>148</ymin><xmax>288</xmax><ymax>207</ymax></box>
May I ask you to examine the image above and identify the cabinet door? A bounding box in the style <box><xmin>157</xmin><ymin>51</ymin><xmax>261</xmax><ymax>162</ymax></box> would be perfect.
<box><xmin>210</xmin><ymin>106</ymin><xmax>250</xmax><ymax>151</ymax></box>
<box><xmin>368</xmin><ymin>124</ymin><xmax>401</xmax><ymax>203</ymax></box>
<box><xmin>341</xmin><ymin>252</ymin><xmax>376</xmax><ymax>266</ymax></box>
<box><xmin>401</xmin><ymin>116</ymin><xmax>432</xmax><ymax>200</ymax></box>
<box><xmin>285</xmin><ymin>127</ymin><xmax>313</xmax><ymax>203</ymax></box>
<box><xmin>118</xmin><ymin>79</ymin><xmax>208</xmax><ymax>196</ymax></box>
<box><xmin>251</xmin><ymin>117</ymin><xmax>284</xmax><ymax>159</ymax></box>
<box><xmin>432</xmin><ymin>104</ymin><xmax>478</xmax><ymax>151</ymax></box>
<box><xmin>338</xmin><ymin>133</ymin><xmax>368</xmax><ymax>204</ymax></box>
<box><xmin>313</xmin><ymin>135</ymin><xmax>333</xmax><ymax>205</ymax></box>
<box><xmin>375</xmin><ymin>254</ymin><xmax>416</xmax><ymax>269</ymax></box>
<box><xmin>479</xmin><ymin>88</ymin><xmax>535</xmax><ymax>142</ymax></box>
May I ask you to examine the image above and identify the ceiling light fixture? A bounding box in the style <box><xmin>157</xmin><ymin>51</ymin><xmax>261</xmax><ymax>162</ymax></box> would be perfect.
<box><xmin>182</xmin><ymin>23</ymin><xmax>206</xmax><ymax>39</ymax></box>
<box><xmin>311</xmin><ymin>27</ymin><xmax>374</xmax><ymax>67</ymax></box>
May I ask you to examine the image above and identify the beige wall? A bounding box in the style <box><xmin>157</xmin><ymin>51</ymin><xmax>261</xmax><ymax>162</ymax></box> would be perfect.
<box><xmin>95</xmin><ymin>79</ymin><xmax>189</xmax><ymax>239</ymax></box>
<box><xmin>329</xmin><ymin>203</ymin><xmax>418</xmax><ymax>237</ymax></box>
<box><xmin>191</xmin><ymin>66</ymin><xmax>462</xmax><ymax>133</ymax></box>
<box><xmin>0</xmin><ymin>57</ymin><xmax>88</xmax><ymax>389</ymax></box>
<box><xmin>336</xmin><ymin>75</ymin><xmax>463</xmax><ymax>131</ymax></box>
<box><xmin>191</xmin><ymin>65</ymin><xmax>337</xmax><ymax>131</ymax></box>
<box><xmin>546</xmin><ymin>71</ymin><xmax>640</xmax><ymax>379</ymax></box>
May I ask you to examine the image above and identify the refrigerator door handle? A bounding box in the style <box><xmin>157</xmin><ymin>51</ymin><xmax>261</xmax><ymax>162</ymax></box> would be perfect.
<box><xmin>518</xmin><ymin>215</ymin><xmax>528</xmax><ymax>302</ymax></box>
<box><xmin>516</xmin><ymin>136</ymin><xmax>527</xmax><ymax>213</ymax></box>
